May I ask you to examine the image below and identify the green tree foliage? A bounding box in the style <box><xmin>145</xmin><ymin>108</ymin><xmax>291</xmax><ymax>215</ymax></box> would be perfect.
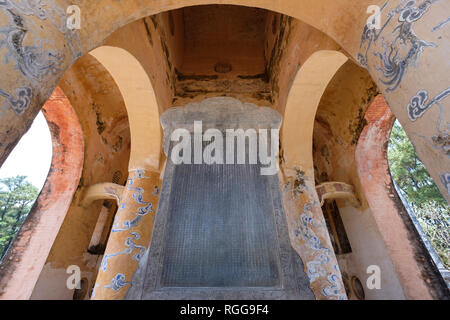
<box><xmin>388</xmin><ymin>121</ymin><xmax>449</xmax><ymax>268</ymax></box>
<box><xmin>0</xmin><ymin>176</ymin><xmax>39</xmax><ymax>259</ymax></box>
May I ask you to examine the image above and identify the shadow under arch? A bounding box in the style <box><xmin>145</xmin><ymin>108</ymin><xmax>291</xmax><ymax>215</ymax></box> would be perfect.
<box><xmin>81</xmin><ymin>0</ymin><xmax>363</xmax><ymax>60</ymax></box>
<box><xmin>282</xmin><ymin>50</ymin><xmax>348</xmax><ymax>170</ymax></box>
<box><xmin>89</xmin><ymin>46</ymin><xmax>162</xmax><ymax>171</ymax></box>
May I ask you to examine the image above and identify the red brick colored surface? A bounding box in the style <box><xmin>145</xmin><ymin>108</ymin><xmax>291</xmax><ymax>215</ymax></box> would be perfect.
<box><xmin>356</xmin><ymin>95</ymin><xmax>449</xmax><ymax>299</ymax></box>
<box><xmin>0</xmin><ymin>87</ymin><xmax>84</xmax><ymax>299</ymax></box>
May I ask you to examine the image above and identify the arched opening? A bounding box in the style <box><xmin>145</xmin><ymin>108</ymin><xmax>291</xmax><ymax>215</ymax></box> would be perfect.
<box><xmin>0</xmin><ymin>2</ymin><xmax>447</xmax><ymax>301</ymax></box>
<box><xmin>89</xmin><ymin>46</ymin><xmax>162</xmax><ymax>171</ymax></box>
<box><xmin>310</xmin><ymin>60</ymin><xmax>407</xmax><ymax>300</ymax></box>
<box><xmin>0</xmin><ymin>112</ymin><xmax>52</xmax><ymax>190</ymax></box>
<box><xmin>388</xmin><ymin>120</ymin><xmax>449</xmax><ymax>285</ymax></box>
<box><xmin>0</xmin><ymin>2</ymin><xmax>448</xmax><ymax>254</ymax></box>
<box><xmin>85</xmin><ymin>8</ymin><xmax>354</xmax><ymax>300</ymax></box>
<box><xmin>0</xmin><ymin>87</ymin><xmax>84</xmax><ymax>299</ymax></box>
<box><xmin>281</xmin><ymin>50</ymin><xmax>348</xmax><ymax>169</ymax></box>
<box><xmin>355</xmin><ymin>95</ymin><xmax>449</xmax><ymax>299</ymax></box>
<box><xmin>29</xmin><ymin>53</ymin><xmax>132</xmax><ymax>300</ymax></box>
<box><xmin>0</xmin><ymin>0</ymin><xmax>375</xmax><ymax>175</ymax></box>
<box><xmin>279</xmin><ymin>50</ymin><xmax>350</xmax><ymax>300</ymax></box>
<box><xmin>0</xmin><ymin>111</ymin><xmax>51</xmax><ymax>260</ymax></box>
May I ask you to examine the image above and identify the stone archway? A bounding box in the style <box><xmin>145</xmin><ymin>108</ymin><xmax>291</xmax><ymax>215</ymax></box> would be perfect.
<box><xmin>356</xmin><ymin>95</ymin><xmax>449</xmax><ymax>299</ymax></box>
<box><xmin>0</xmin><ymin>87</ymin><xmax>84</xmax><ymax>299</ymax></box>
<box><xmin>280</xmin><ymin>50</ymin><xmax>349</xmax><ymax>300</ymax></box>
<box><xmin>0</xmin><ymin>1</ymin><xmax>449</xmax><ymax>300</ymax></box>
<box><xmin>0</xmin><ymin>0</ymin><xmax>448</xmax><ymax>202</ymax></box>
<box><xmin>87</xmin><ymin>46</ymin><xmax>162</xmax><ymax>300</ymax></box>
<box><xmin>89</xmin><ymin>46</ymin><xmax>162</xmax><ymax>171</ymax></box>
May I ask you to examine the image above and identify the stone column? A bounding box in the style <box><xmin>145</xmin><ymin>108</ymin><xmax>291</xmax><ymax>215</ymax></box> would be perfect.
<box><xmin>358</xmin><ymin>0</ymin><xmax>450</xmax><ymax>202</ymax></box>
<box><xmin>91</xmin><ymin>168</ymin><xmax>161</xmax><ymax>300</ymax></box>
<box><xmin>280</xmin><ymin>167</ymin><xmax>347</xmax><ymax>300</ymax></box>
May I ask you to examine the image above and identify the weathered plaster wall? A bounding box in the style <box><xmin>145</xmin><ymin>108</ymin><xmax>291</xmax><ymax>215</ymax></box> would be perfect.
<box><xmin>101</xmin><ymin>7</ymin><xmax>344</xmax><ymax>111</ymax></box>
<box><xmin>0</xmin><ymin>0</ymin><xmax>84</xmax><ymax>168</ymax></box>
<box><xmin>0</xmin><ymin>1</ymin><xmax>448</xmax><ymax>300</ymax></box>
<box><xmin>103</xmin><ymin>16</ymin><xmax>176</xmax><ymax>114</ymax></box>
<box><xmin>31</xmin><ymin>253</ymin><xmax>100</xmax><ymax>300</ymax></box>
<box><xmin>88</xmin><ymin>9</ymin><xmax>358</xmax><ymax>300</ymax></box>
<box><xmin>337</xmin><ymin>206</ymin><xmax>406</xmax><ymax>300</ymax></box>
<box><xmin>310</xmin><ymin>61</ymin><xmax>409</xmax><ymax>299</ymax></box>
<box><xmin>1</xmin><ymin>0</ymin><xmax>448</xmax><ymax>206</ymax></box>
<box><xmin>181</xmin><ymin>5</ymin><xmax>267</xmax><ymax>75</ymax></box>
<box><xmin>313</xmin><ymin>61</ymin><xmax>379</xmax><ymax>205</ymax></box>
<box><xmin>29</xmin><ymin>54</ymin><xmax>131</xmax><ymax>299</ymax></box>
<box><xmin>89</xmin><ymin>46</ymin><xmax>162</xmax><ymax>171</ymax></box>
<box><xmin>172</xmin><ymin>6</ymin><xmax>272</xmax><ymax>106</ymax></box>
<box><xmin>0</xmin><ymin>87</ymin><xmax>84</xmax><ymax>300</ymax></box>
<box><xmin>265</xmin><ymin>14</ymin><xmax>343</xmax><ymax>114</ymax></box>
<box><xmin>355</xmin><ymin>95</ymin><xmax>449</xmax><ymax>299</ymax></box>
<box><xmin>279</xmin><ymin>51</ymin><xmax>351</xmax><ymax>300</ymax></box>
<box><xmin>76</xmin><ymin>0</ymin><xmax>372</xmax><ymax>57</ymax></box>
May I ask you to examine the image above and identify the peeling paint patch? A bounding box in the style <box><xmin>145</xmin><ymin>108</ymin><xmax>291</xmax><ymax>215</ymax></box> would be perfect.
<box><xmin>432</xmin><ymin>133</ymin><xmax>450</xmax><ymax>156</ymax></box>
<box><xmin>349</xmin><ymin>108</ymin><xmax>368</xmax><ymax>145</ymax></box>
<box><xmin>440</xmin><ymin>173</ymin><xmax>450</xmax><ymax>195</ymax></box>
<box><xmin>293</xmin><ymin>168</ymin><xmax>306</xmax><ymax>197</ymax></box>
<box><xmin>175</xmin><ymin>68</ymin><xmax>218</xmax><ymax>81</ymax></box>
<box><xmin>266</xmin><ymin>15</ymin><xmax>293</xmax><ymax>101</ymax></box>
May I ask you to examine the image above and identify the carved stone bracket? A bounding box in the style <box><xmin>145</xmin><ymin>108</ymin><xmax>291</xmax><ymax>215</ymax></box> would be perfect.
<box><xmin>315</xmin><ymin>182</ymin><xmax>360</xmax><ymax>207</ymax></box>
<box><xmin>81</xmin><ymin>183</ymin><xmax>125</xmax><ymax>207</ymax></box>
